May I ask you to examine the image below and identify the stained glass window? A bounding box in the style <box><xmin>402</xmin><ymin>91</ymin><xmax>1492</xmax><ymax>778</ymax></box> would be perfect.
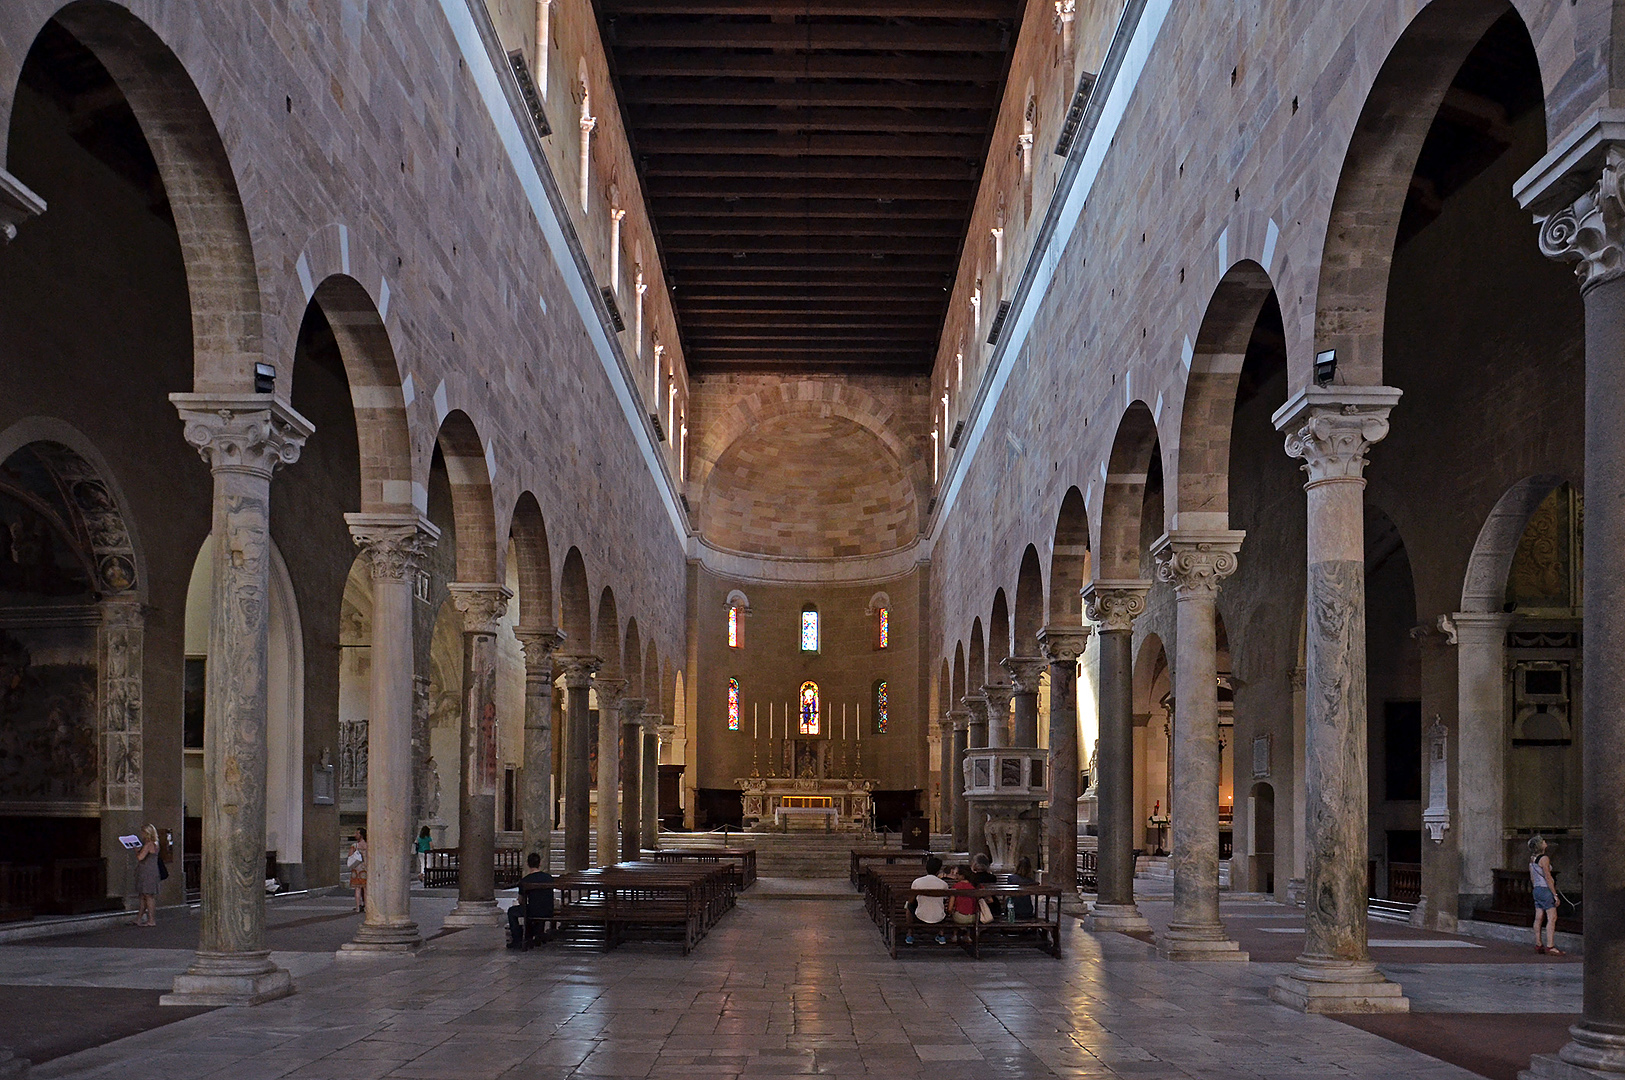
<box><xmin>799</xmin><ymin>681</ymin><xmax>820</xmax><ymax>735</ymax></box>
<box><xmin>800</xmin><ymin>606</ymin><xmax>819</xmax><ymax>652</ymax></box>
<box><xmin>877</xmin><ymin>607</ymin><xmax>889</xmax><ymax>649</ymax></box>
<box><xmin>875</xmin><ymin>680</ymin><xmax>888</xmax><ymax>734</ymax></box>
<box><xmin>727</xmin><ymin>678</ymin><xmax>740</xmax><ymax>731</ymax></box>
<box><xmin>728</xmin><ymin>605</ymin><xmax>741</xmax><ymax>648</ymax></box>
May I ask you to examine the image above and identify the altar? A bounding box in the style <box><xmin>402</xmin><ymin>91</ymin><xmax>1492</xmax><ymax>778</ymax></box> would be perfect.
<box><xmin>737</xmin><ymin>738</ymin><xmax>874</xmax><ymax>830</ymax></box>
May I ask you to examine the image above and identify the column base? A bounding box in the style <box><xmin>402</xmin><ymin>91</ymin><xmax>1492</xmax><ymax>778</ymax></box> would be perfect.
<box><xmin>441</xmin><ymin>900</ymin><xmax>502</xmax><ymax>928</ymax></box>
<box><xmin>1060</xmin><ymin>894</ymin><xmax>1092</xmax><ymax>917</ymax></box>
<box><xmin>337</xmin><ymin>920</ymin><xmax>422</xmax><ymax>958</ymax></box>
<box><xmin>1157</xmin><ymin>924</ymin><xmax>1248</xmax><ymax>962</ymax></box>
<box><xmin>160</xmin><ymin>952</ymin><xmax>294</xmax><ymax>1007</ymax></box>
<box><xmin>1520</xmin><ymin>1025</ymin><xmax>1625</xmax><ymax>1077</ymax></box>
<box><xmin>1269</xmin><ymin>959</ymin><xmax>1408</xmax><ymax>1014</ymax></box>
<box><xmin>1084</xmin><ymin>902</ymin><xmax>1151</xmax><ymax>933</ymax></box>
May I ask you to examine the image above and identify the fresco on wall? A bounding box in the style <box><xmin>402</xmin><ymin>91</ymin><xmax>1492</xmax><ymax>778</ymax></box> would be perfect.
<box><xmin>0</xmin><ymin>627</ymin><xmax>98</xmax><ymax>804</ymax></box>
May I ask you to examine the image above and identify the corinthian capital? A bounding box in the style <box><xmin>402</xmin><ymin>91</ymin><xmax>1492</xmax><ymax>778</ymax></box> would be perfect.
<box><xmin>618</xmin><ymin>696</ymin><xmax>646</xmax><ymax>723</ymax></box>
<box><xmin>1083</xmin><ymin>581</ymin><xmax>1151</xmax><ymax>633</ymax></box>
<box><xmin>448</xmin><ymin>582</ymin><xmax>512</xmax><ymax>633</ymax></box>
<box><xmin>594</xmin><ymin>676</ymin><xmax>627</xmax><ymax>710</ymax></box>
<box><xmin>515</xmin><ymin>627</ymin><xmax>567</xmax><ymax>675</ymax></box>
<box><xmin>1000</xmin><ymin>656</ymin><xmax>1046</xmax><ymax>694</ymax></box>
<box><xmin>1153</xmin><ymin>530</ymin><xmax>1244</xmax><ymax>599</ymax></box>
<box><xmin>960</xmin><ymin>694</ymin><xmax>988</xmax><ymax>723</ymax></box>
<box><xmin>1272</xmin><ymin>386</ymin><xmax>1402</xmax><ymax>487</ymax></box>
<box><xmin>1037</xmin><ymin>624</ymin><xmax>1091</xmax><ymax>665</ymax></box>
<box><xmin>559</xmin><ymin>654</ymin><xmax>601</xmax><ymax>689</ymax></box>
<box><xmin>171</xmin><ymin>394</ymin><xmax>314</xmax><ymax>478</ymax></box>
<box><xmin>1534</xmin><ymin>142</ymin><xmax>1625</xmax><ymax>293</ymax></box>
<box><xmin>981</xmin><ymin>683</ymin><xmax>1013</xmax><ymax>714</ymax></box>
<box><xmin>347</xmin><ymin>513</ymin><xmax>439</xmax><ymax>581</ymax></box>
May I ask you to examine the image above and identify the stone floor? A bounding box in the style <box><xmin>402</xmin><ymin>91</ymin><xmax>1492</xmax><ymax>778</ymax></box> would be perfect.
<box><xmin>0</xmin><ymin>891</ymin><xmax>1582</xmax><ymax>1080</ymax></box>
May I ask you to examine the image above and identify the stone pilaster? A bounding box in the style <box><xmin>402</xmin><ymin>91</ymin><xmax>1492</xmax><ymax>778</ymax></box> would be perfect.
<box><xmin>1270</xmin><ymin>387</ymin><xmax>1406</xmax><ymax>1010</ymax></box>
<box><xmin>0</xmin><ymin>167</ymin><xmax>45</xmax><ymax>243</ymax></box>
<box><xmin>641</xmin><ymin>714</ymin><xmax>661</xmax><ymax>849</ymax></box>
<box><xmin>618</xmin><ymin>697</ymin><xmax>646</xmax><ymax>863</ymax></box>
<box><xmin>594</xmin><ymin>677</ymin><xmax>626</xmax><ymax>867</ymax></box>
<box><xmin>982</xmin><ymin>683</ymin><xmax>1013</xmax><ymax>749</ymax></box>
<box><xmin>1082</xmin><ymin>582</ymin><xmax>1152</xmax><ymax>932</ymax></box>
<box><xmin>516</xmin><ymin>628</ymin><xmax>565</xmax><ymax>866</ymax></box>
<box><xmin>559</xmin><ymin>656</ymin><xmax>601</xmax><ymax>872</ymax></box>
<box><xmin>340</xmin><ymin>514</ymin><xmax>438</xmax><ymax>956</ymax></box>
<box><xmin>948</xmin><ymin>709</ymin><xmax>970</xmax><ymax>851</ymax></box>
<box><xmin>163</xmin><ymin>394</ymin><xmax>311</xmax><ymax>1006</ymax></box>
<box><xmin>1516</xmin><ymin>131</ymin><xmax>1625</xmax><ymax>1076</ymax></box>
<box><xmin>1037</xmin><ymin>626</ymin><xmax>1090</xmax><ymax>915</ymax></box>
<box><xmin>441</xmin><ymin>582</ymin><xmax>512</xmax><ymax>928</ymax></box>
<box><xmin>1001</xmin><ymin>656</ymin><xmax>1045</xmax><ymax>747</ymax></box>
<box><xmin>1152</xmin><ymin>532</ymin><xmax>1248</xmax><ymax>962</ymax></box>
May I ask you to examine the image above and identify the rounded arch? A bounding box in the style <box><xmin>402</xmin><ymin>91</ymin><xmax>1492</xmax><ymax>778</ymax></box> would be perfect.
<box><xmin>643</xmin><ymin>640</ymin><xmax>660</xmax><ymax>711</ymax></box>
<box><xmin>1049</xmin><ymin>486</ymin><xmax>1090</xmax><ymax>625</ymax></box>
<box><xmin>937</xmin><ymin>659</ymin><xmax>950</xmax><ymax>719</ymax></box>
<box><xmin>1012</xmin><ymin>546</ymin><xmax>1044</xmax><ymax>654</ymax></box>
<box><xmin>987</xmin><ymin>589</ymin><xmax>1010</xmax><ymax>683</ymax></box>
<box><xmin>1460</xmin><ymin>474</ymin><xmax>1570</xmax><ymax>613</ymax></box>
<box><xmin>622</xmin><ymin>617</ymin><xmax>643</xmax><ymax>699</ymax></box>
<box><xmin>952</xmin><ymin>641</ymin><xmax>966</xmax><ymax>702</ymax></box>
<box><xmin>1097</xmin><ymin>402</ymin><xmax>1159</xmax><ymax>582</ymax></box>
<box><xmin>1132</xmin><ymin>632</ymin><xmax>1170</xmax><ymax>717</ymax></box>
<box><xmin>1172</xmin><ymin>260</ymin><xmax>1276</xmax><ymax>531</ymax></box>
<box><xmin>508</xmin><ymin>492</ymin><xmax>553</xmax><ymax>633</ymax></box>
<box><xmin>559</xmin><ymin>547</ymin><xmax>592</xmax><ymax>647</ymax></box>
<box><xmin>967</xmin><ymin>618</ymin><xmax>985</xmax><ymax>694</ymax></box>
<box><xmin>594</xmin><ymin>587</ymin><xmax>621</xmax><ymax>676</ymax></box>
<box><xmin>435</xmin><ymin>410</ymin><xmax>499</xmax><ymax>583</ymax></box>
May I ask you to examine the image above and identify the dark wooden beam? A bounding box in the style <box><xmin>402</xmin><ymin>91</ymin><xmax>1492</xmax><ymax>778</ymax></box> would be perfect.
<box><xmin>620</xmin><ymin>79</ymin><xmax>995</xmax><ymax>109</ymax></box>
<box><xmin>599</xmin><ymin>0</ymin><xmax>1020</xmax><ymax>18</ymax></box>
<box><xmin>663</xmin><ymin>233</ymin><xmax>959</xmax><ymax>255</ymax></box>
<box><xmin>634</xmin><ymin>129</ymin><xmax>984</xmax><ymax>158</ymax></box>
<box><xmin>659</xmin><ymin>216</ymin><xmax>962</xmax><ymax>237</ymax></box>
<box><xmin>647</xmin><ymin>176</ymin><xmax>974</xmax><ymax>200</ymax></box>
<box><xmin>625</xmin><ymin>104</ymin><xmax>990</xmax><ymax>134</ymax></box>
<box><xmin>680</xmin><ymin>297</ymin><xmax>946</xmax><ymax>313</ymax></box>
<box><xmin>607</xmin><ymin>20</ymin><xmax>1010</xmax><ymax>52</ymax></box>
<box><xmin>651</xmin><ymin>197</ymin><xmax>964</xmax><ymax>220</ymax></box>
<box><xmin>613</xmin><ymin>51</ymin><xmax>1005</xmax><ymax>81</ymax></box>
<box><xmin>640</xmin><ymin>154</ymin><xmax>978</xmax><ymax>179</ymax></box>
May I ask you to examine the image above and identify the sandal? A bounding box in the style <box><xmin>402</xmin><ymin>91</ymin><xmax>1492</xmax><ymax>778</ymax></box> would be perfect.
<box><xmin>1536</xmin><ymin>944</ymin><xmax>1547</xmax><ymax>954</ymax></box>
<box><xmin>1546</xmin><ymin>947</ymin><xmax>1565</xmax><ymax>956</ymax></box>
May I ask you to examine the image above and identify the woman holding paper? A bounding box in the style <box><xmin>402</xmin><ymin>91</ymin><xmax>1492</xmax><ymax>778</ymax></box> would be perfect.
<box><xmin>133</xmin><ymin>824</ymin><xmax>161</xmax><ymax>927</ymax></box>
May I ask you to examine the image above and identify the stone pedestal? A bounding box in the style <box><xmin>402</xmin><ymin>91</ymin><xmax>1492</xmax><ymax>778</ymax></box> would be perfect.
<box><xmin>517</xmin><ymin>629</ymin><xmax>564</xmax><ymax>864</ymax></box>
<box><xmin>594</xmin><ymin>678</ymin><xmax>626</xmax><ymax>866</ymax></box>
<box><xmin>1037</xmin><ymin>628</ymin><xmax>1089</xmax><ymax>914</ymax></box>
<box><xmin>560</xmin><ymin>656</ymin><xmax>600</xmax><ymax>871</ymax></box>
<box><xmin>442</xmin><ymin>583</ymin><xmax>512</xmax><ymax>929</ymax></box>
<box><xmin>163</xmin><ymin>395</ymin><xmax>310</xmax><ymax>1006</ymax></box>
<box><xmin>1083</xmin><ymin>583</ymin><xmax>1151</xmax><ymax>933</ymax></box>
<box><xmin>619</xmin><ymin>697</ymin><xmax>645</xmax><ymax>862</ymax></box>
<box><xmin>1153</xmin><ymin>533</ymin><xmax>1247</xmax><ymax>963</ymax></box>
<box><xmin>1270</xmin><ymin>388</ymin><xmax>1406</xmax><ymax>1009</ymax></box>
<box><xmin>340</xmin><ymin>514</ymin><xmax>439</xmax><ymax>956</ymax></box>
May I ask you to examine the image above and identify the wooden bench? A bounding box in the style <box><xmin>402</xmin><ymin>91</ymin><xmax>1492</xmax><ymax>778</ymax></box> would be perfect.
<box><xmin>849</xmin><ymin>848</ymin><xmax>930</xmax><ymax>889</ymax></box>
<box><xmin>858</xmin><ymin>867</ymin><xmax>1062</xmax><ymax>959</ymax></box>
<box><xmin>642</xmin><ymin>846</ymin><xmax>757</xmax><ymax>889</ymax></box>
<box><xmin>551</xmin><ymin>862</ymin><xmax>736</xmax><ymax>955</ymax></box>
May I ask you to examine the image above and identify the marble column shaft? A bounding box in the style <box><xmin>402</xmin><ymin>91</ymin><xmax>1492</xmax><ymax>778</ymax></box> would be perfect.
<box><xmin>1153</xmin><ymin>533</ymin><xmax>1247</xmax><ymax>962</ymax></box>
<box><xmin>343</xmin><ymin>514</ymin><xmax>438</xmax><ymax>954</ymax></box>
<box><xmin>559</xmin><ymin>656</ymin><xmax>600</xmax><ymax>872</ymax></box>
<box><xmin>1038</xmin><ymin>628</ymin><xmax>1089</xmax><ymax>908</ymax></box>
<box><xmin>164</xmin><ymin>395</ymin><xmax>310</xmax><ymax>1006</ymax></box>
<box><xmin>618</xmin><ymin>697</ymin><xmax>646</xmax><ymax>863</ymax></box>
<box><xmin>517</xmin><ymin>628</ymin><xmax>565</xmax><ymax>865</ymax></box>
<box><xmin>595</xmin><ymin>678</ymin><xmax>626</xmax><ymax>867</ymax></box>
<box><xmin>1271</xmin><ymin>387</ymin><xmax>1406</xmax><ymax>1011</ymax></box>
<box><xmin>1451</xmin><ymin>612</ymin><xmax>1516</xmax><ymax>910</ymax></box>
<box><xmin>937</xmin><ymin>715</ymin><xmax>953</xmax><ymax>835</ymax></box>
<box><xmin>949</xmin><ymin>711</ymin><xmax>970</xmax><ymax>851</ymax></box>
<box><xmin>1002</xmin><ymin>656</ymin><xmax>1045</xmax><ymax>747</ymax></box>
<box><xmin>641</xmin><ymin>717</ymin><xmax>660</xmax><ymax>848</ymax></box>
<box><xmin>1084</xmin><ymin>584</ymin><xmax>1152</xmax><ymax>931</ymax></box>
<box><xmin>443</xmin><ymin>583</ymin><xmax>511</xmax><ymax>927</ymax></box>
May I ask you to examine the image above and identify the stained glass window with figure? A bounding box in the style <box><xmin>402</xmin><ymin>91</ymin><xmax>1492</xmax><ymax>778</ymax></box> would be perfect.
<box><xmin>799</xmin><ymin>681</ymin><xmax>820</xmax><ymax>735</ymax></box>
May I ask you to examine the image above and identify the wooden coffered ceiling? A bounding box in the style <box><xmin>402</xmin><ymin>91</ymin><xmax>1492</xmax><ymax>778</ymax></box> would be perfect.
<box><xmin>594</xmin><ymin>0</ymin><xmax>1026</xmax><ymax>374</ymax></box>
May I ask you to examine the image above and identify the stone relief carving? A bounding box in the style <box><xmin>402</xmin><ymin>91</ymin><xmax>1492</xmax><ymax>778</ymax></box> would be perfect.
<box><xmin>100</xmin><ymin>600</ymin><xmax>144</xmax><ymax>810</ymax></box>
<box><xmin>1083</xmin><ymin>585</ymin><xmax>1148</xmax><ymax>633</ymax></box>
<box><xmin>1536</xmin><ymin>143</ymin><xmax>1625</xmax><ymax>294</ymax></box>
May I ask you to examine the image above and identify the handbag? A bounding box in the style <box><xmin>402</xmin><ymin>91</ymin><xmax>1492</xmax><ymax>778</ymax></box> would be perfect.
<box><xmin>976</xmin><ymin>898</ymin><xmax>993</xmax><ymax>924</ymax></box>
<box><xmin>347</xmin><ymin>849</ymin><xmax>363</xmax><ymax>869</ymax></box>
<box><xmin>157</xmin><ymin>855</ymin><xmax>169</xmax><ymax>882</ymax></box>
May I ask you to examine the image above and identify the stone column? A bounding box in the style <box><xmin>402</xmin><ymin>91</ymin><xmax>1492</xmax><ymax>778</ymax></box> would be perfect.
<box><xmin>1082</xmin><ymin>583</ymin><xmax>1152</xmax><ymax>932</ymax></box>
<box><xmin>1037</xmin><ymin>627</ymin><xmax>1089</xmax><ymax>912</ymax></box>
<box><xmin>1519</xmin><ymin>141</ymin><xmax>1625</xmax><ymax>1075</ymax></box>
<box><xmin>340</xmin><ymin>514</ymin><xmax>439</xmax><ymax>956</ymax></box>
<box><xmin>949</xmin><ymin>710</ymin><xmax>970</xmax><ymax>850</ymax></box>
<box><xmin>594</xmin><ymin>677</ymin><xmax>626</xmax><ymax>866</ymax></box>
<box><xmin>962</xmin><ymin>694</ymin><xmax>990</xmax><ymax>857</ymax></box>
<box><xmin>982</xmin><ymin>683</ymin><xmax>1013</xmax><ymax>750</ymax></box>
<box><xmin>1450</xmin><ymin>612</ymin><xmax>1515</xmax><ymax>916</ymax></box>
<box><xmin>441</xmin><ymin>583</ymin><xmax>512</xmax><ymax>928</ymax></box>
<box><xmin>641</xmin><ymin>714</ymin><xmax>661</xmax><ymax>848</ymax></box>
<box><xmin>1270</xmin><ymin>387</ymin><xmax>1406</xmax><ymax>1010</ymax></box>
<box><xmin>1151</xmin><ymin>532</ymin><xmax>1248</xmax><ymax>962</ymax></box>
<box><xmin>516</xmin><ymin>628</ymin><xmax>565</xmax><ymax>867</ymax></box>
<box><xmin>163</xmin><ymin>395</ymin><xmax>310</xmax><ymax>1006</ymax></box>
<box><xmin>1002</xmin><ymin>656</ymin><xmax>1045</xmax><ymax>747</ymax></box>
<box><xmin>936</xmin><ymin>714</ymin><xmax>953</xmax><ymax>834</ymax></box>
<box><xmin>618</xmin><ymin>697</ymin><xmax>646</xmax><ymax>862</ymax></box>
<box><xmin>559</xmin><ymin>656</ymin><xmax>600</xmax><ymax>871</ymax></box>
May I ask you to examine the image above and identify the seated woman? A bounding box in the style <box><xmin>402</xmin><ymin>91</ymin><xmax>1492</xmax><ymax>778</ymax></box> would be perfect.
<box><xmin>949</xmin><ymin>863</ymin><xmax>977</xmax><ymax>941</ymax></box>
<box><xmin>1007</xmin><ymin>856</ymin><xmax>1037</xmax><ymax>921</ymax></box>
<box><xmin>970</xmin><ymin>853</ymin><xmax>1001</xmax><ymax>919</ymax></box>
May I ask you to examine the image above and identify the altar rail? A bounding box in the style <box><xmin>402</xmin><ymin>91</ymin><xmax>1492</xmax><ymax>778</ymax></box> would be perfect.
<box><xmin>421</xmin><ymin>848</ymin><xmax>525</xmax><ymax>888</ymax></box>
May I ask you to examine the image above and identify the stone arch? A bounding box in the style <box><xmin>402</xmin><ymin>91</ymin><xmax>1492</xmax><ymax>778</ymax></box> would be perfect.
<box><xmin>623</xmin><ymin>617</ymin><xmax>643</xmax><ymax>699</ymax></box>
<box><xmin>1049</xmin><ymin>486</ymin><xmax>1090</xmax><ymax>625</ymax></box>
<box><xmin>967</xmin><ymin>618</ymin><xmax>985</xmax><ymax>693</ymax></box>
<box><xmin>10</xmin><ymin>4</ymin><xmax>265</xmax><ymax>394</ymax></box>
<box><xmin>508</xmin><ymin>492</ymin><xmax>553</xmax><ymax>633</ymax></box>
<box><xmin>559</xmin><ymin>548</ymin><xmax>591</xmax><ymax>647</ymax></box>
<box><xmin>1172</xmin><ymin>260</ymin><xmax>1276</xmax><ymax>531</ymax></box>
<box><xmin>1460</xmin><ymin>475</ymin><xmax>1570</xmax><ymax>613</ymax></box>
<box><xmin>1012</xmin><ymin>546</ymin><xmax>1044</xmax><ymax>654</ymax></box>
<box><xmin>1097</xmin><ymin>403</ymin><xmax>1159</xmax><ymax>582</ymax></box>
<box><xmin>594</xmin><ymin>587</ymin><xmax>621</xmax><ymax>677</ymax></box>
<box><xmin>952</xmin><ymin>642</ymin><xmax>966</xmax><ymax>702</ymax></box>
<box><xmin>435</xmin><ymin>410</ymin><xmax>499</xmax><ymax>584</ymax></box>
<box><xmin>987</xmin><ymin>589</ymin><xmax>1011</xmax><ymax>682</ymax></box>
<box><xmin>1310</xmin><ymin>0</ymin><xmax>1538</xmax><ymax>389</ymax></box>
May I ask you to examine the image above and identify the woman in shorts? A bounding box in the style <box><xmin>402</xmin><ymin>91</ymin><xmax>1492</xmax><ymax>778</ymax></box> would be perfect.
<box><xmin>1529</xmin><ymin>836</ymin><xmax>1563</xmax><ymax>956</ymax></box>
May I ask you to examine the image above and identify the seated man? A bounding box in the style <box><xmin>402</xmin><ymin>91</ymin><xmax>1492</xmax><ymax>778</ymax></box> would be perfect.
<box><xmin>1007</xmin><ymin>856</ymin><xmax>1036</xmax><ymax>921</ymax></box>
<box><xmin>906</xmin><ymin>855</ymin><xmax>949</xmax><ymax>945</ymax></box>
<box><xmin>506</xmin><ymin>851</ymin><xmax>554</xmax><ymax>949</ymax></box>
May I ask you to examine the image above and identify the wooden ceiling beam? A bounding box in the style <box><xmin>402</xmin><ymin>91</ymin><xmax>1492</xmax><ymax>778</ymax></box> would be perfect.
<box><xmin>647</xmin><ymin>176</ymin><xmax>973</xmax><ymax>199</ymax></box>
<box><xmin>640</xmin><ymin>154</ymin><xmax>978</xmax><ymax>179</ymax></box>
<box><xmin>664</xmin><ymin>235</ymin><xmax>959</xmax><ymax>256</ymax></box>
<box><xmin>625</xmin><ymin>104</ymin><xmax>990</xmax><ymax>133</ymax></box>
<box><xmin>606</xmin><ymin>20</ymin><xmax>1010</xmax><ymax>52</ymax></box>
<box><xmin>634</xmin><ymin>129</ymin><xmax>984</xmax><ymax>157</ymax></box>
<box><xmin>612</xmin><ymin>51</ymin><xmax>1004</xmax><ymax>81</ymax></box>
<box><xmin>681</xmin><ymin>298</ymin><xmax>946</xmax><ymax>313</ymax></box>
<box><xmin>620</xmin><ymin>79</ymin><xmax>994</xmax><ymax>109</ymax></box>
<box><xmin>651</xmin><ymin>197</ymin><xmax>964</xmax><ymax>220</ymax></box>
<box><xmin>598</xmin><ymin>0</ymin><xmax>1020</xmax><ymax>19</ymax></box>
<box><xmin>660</xmin><ymin>216</ymin><xmax>962</xmax><ymax>237</ymax></box>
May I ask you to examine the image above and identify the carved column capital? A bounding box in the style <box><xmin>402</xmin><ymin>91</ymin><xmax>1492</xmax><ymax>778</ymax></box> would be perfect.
<box><xmin>0</xmin><ymin>167</ymin><xmax>46</xmax><ymax>243</ymax></box>
<box><xmin>515</xmin><ymin>627</ymin><xmax>567</xmax><ymax>674</ymax></box>
<box><xmin>594</xmin><ymin>676</ymin><xmax>627</xmax><ymax>711</ymax></box>
<box><xmin>448</xmin><ymin>582</ymin><xmax>512</xmax><ymax>633</ymax></box>
<box><xmin>1037</xmin><ymin>625</ymin><xmax>1091</xmax><ymax>665</ymax></box>
<box><xmin>981</xmin><ymin>683</ymin><xmax>1013</xmax><ymax>714</ymax></box>
<box><xmin>617</xmin><ymin>697</ymin><xmax>646</xmax><ymax>723</ymax></box>
<box><xmin>1533</xmin><ymin>142</ymin><xmax>1625</xmax><ymax>293</ymax></box>
<box><xmin>346</xmin><ymin>513</ymin><xmax>439</xmax><ymax>581</ymax></box>
<box><xmin>1083</xmin><ymin>581</ymin><xmax>1151</xmax><ymax>633</ymax></box>
<box><xmin>640</xmin><ymin>712</ymin><xmax>663</xmax><ymax>733</ymax></box>
<box><xmin>559</xmin><ymin>654</ymin><xmax>601</xmax><ymax>689</ymax></box>
<box><xmin>960</xmin><ymin>695</ymin><xmax>988</xmax><ymax>723</ymax></box>
<box><xmin>1153</xmin><ymin>530</ymin><xmax>1244</xmax><ymax>599</ymax></box>
<box><xmin>1272</xmin><ymin>386</ymin><xmax>1402</xmax><ymax>488</ymax></box>
<box><xmin>1000</xmin><ymin>656</ymin><xmax>1046</xmax><ymax>694</ymax></box>
<box><xmin>948</xmin><ymin>708</ymin><xmax>971</xmax><ymax>732</ymax></box>
<box><xmin>171</xmin><ymin>394</ymin><xmax>314</xmax><ymax>478</ymax></box>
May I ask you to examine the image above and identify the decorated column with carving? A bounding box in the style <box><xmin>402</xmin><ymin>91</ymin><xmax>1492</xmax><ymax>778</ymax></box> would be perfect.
<box><xmin>1152</xmin><ymin>532</ymin><xmax>1248</xmax><ymax>962</ymax></box>
<box><xmin>618</xmin><ymin>696</ymin><xmax>646</xmax><ymax>862</ymax></box>
<box><xmin>949</xmin><ymin>709</ymin><xmax>970</xmax><ymax>850</ymax></box>
<box><xmin>1517</xmin><ymin>139</ymin><xmax>1625</xmax><ymax>1074</ymax></box>
<box><xmin>961</xmin><ymin>694</ymin><xmax>989</xmax><ymax>856</ymax></box>
<box><xmin>594</xmin><ymin>677</ymin><xmax>626</xmax><ymax>866</ymax></box>
<box><xmin>1002</xmin><ymin>656</ymin><xmax>1045</xmax><ymax>748</ymax></box>
<box><xmin>1082</xmin><ymin>583</ymin><xmax>1152</xmax><ymax>931</ymax></box>
<box><xmin>983</xmin><ymin>682</ymin><xmax>1013</xmax><ymax>750</ymax></box>
<box><xmin>641</xmin><ymin>713</ymin><xmax>661</xmax><ymax>848</ymax></box>
<box><xmin>516</xmin><ymin>628</ymin><xmax>564</xmax><ymax>865</ymax></box>
<box><xmin>559</xmin><ymin>656</ymin><xmax>600</xmax><ymax>871</ymax></box>
<box><xmin>442</xmin><ymin>582</ymin><xmax>512</xmax><ymax>927</ymax></box>
<box><xmin>163</xmin><ymin>395</ymin><xmax>310</xmax><ymax>1006</ymax></box>
<box><xmin>1270</xmin><ymin>387</ymin><xmax>1406</xmax><ymax>1010</ymax></box>
<box><xmin>1037</xmin><ymin>627</ymin><xmax>1089</xmax><ymax>912</ymax></box>
<box><xmin>341</xmin><ymin>514</ymin><xmax>438</xmax><ymax>955</ymax></box>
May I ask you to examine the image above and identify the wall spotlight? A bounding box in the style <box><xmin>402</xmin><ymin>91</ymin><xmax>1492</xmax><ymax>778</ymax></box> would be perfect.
<box><xmin>1313</xmin><ymin>349</ymin><xmax>1336</xmax><ymax>387</ymax></box>
<box><xmin>254</xmin><ymin>362</ymin><xmax>277</xmax><ymax>394</ymax></box>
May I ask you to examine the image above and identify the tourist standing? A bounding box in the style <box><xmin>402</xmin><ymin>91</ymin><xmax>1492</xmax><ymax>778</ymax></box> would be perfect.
<box><xmin>348</xmin><ymin>827</ymin><xmax>368</xmax><ymax>913</ymax></box>
<box><xmin>415</xmin><ymin>826</ymin><xmax>433</xmax><ymax>887</ymax></box>
<box><xmin>1530</xmin><ymin>836</ymin><xmax>1563</xmax><ymax>955</ymax></box>
<box><xmin>133</xmin><ymin>824</ymin><xmax>161</xmax><ymax>927</ymax></box>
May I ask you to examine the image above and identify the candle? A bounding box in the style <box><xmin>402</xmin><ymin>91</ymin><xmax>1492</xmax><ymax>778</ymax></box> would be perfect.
<box><xmin>858</xmin><ymin>704</ymin><xmax>862</xmax><ymax>740</ymax></box>
<box><xmin>754</xmin><ymin>702</ymin><xmax>758</xmax><ymax>740</ymax></box>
